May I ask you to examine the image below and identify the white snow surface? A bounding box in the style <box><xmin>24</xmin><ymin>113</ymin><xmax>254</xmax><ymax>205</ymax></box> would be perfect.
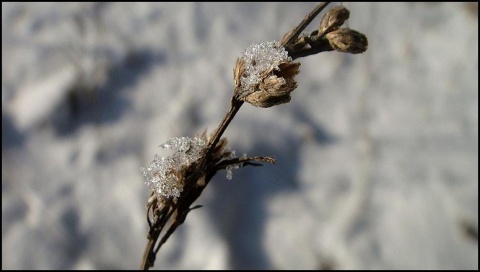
<box><xmin>2</xmin><ymin>2</ymin><xmax>478</xmax><ymax>270</ymax></box>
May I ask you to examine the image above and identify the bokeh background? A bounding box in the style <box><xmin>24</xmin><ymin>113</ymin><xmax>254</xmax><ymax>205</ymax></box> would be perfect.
<box><xmin>2</xmin><ymin>2</ymin><xmax>478</xmax><ymax>269</ymax></box>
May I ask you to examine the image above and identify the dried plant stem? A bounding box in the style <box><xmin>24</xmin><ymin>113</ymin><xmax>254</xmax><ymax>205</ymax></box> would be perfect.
<box><xmin>141</xmin><ymin>197</ymin><xmax>174</xmax><ymax>270</ymax></box>
<box><xmin>289</xmin><ymin>39</ymin><xmax>333</xmax><ymax>60</ymax></box>
<box><xmin>140</xmin><ymin>2</ymin><xmax>368</xmax><ymax>269</ymax></box>
<box><xmin>141</xmin><ymin>227</ymin><xmax>158</xmax><ymax>270</ymax></box>
<box><xmin>215</xmin><ymin>156</ymin><xmax>276</xmax><ymax>169</ymax></box>
<box><xmin>205</xmin><ymin>98</ymin><xmax>244</xmax><ymax>161</ymax></box>
<box><xmin>280</xmin><ymin>2</ymin><xmax>330</xmax><ymax>47</ymax></box>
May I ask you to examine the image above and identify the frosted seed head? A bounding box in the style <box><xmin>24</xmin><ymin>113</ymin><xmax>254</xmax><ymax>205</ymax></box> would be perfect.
<box><xmin>236</xmin><ymin>41</ymin><xmax>292</xmax><ymax>95</ymax></box>
<box><xmin>142</xmin><ymin>135</ymin><xmax>208</xmax><ymax>199</ymax></box>
<box><xmin>234</xmin><ymin>41</ymin><xmax>300</xmax><ymax>108</ymax></box>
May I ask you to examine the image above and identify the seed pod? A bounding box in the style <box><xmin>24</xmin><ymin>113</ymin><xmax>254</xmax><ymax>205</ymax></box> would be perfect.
<box><xmin>325</xmin><ymin>28</ymin><xmax>368</xmax><ymax>54</ymax></box>
<box><xmin>319</xmin><ymin>6</ymin><xmax>350</xmax><ymax>35</ymax></box>
<box><xmin>241</xmin><ymin>62</ymin><xmax>300</xmax><ymax>108</ymax></box>
<box><xmin>234</xmin><ymin>41</ymin><xmax>301</xmax><ymax>108</ymax></box>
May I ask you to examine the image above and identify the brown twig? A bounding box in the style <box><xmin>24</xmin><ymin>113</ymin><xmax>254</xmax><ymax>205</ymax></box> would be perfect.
<box><xmin>280</xmin><ymin>2</ymin><xmax>331</xmax><ymax>47</ymax></box>
<box><xmin>205</xmin><ymin>98</ymin><xmax>244</xmax><ymax>162</ymax></box>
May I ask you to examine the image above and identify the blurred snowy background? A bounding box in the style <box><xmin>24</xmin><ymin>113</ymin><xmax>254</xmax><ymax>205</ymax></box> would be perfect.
<box><xmin>2</xmin><ymin>2</ymin><xmax>478</xmax><ymax>269</ymax></box>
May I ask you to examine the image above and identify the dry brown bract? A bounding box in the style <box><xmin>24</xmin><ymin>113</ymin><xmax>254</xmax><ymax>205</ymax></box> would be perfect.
<box><xmin>234</xmin><ymin>57</ymin><xmax>301</xmax><ymax>108</ymax></box>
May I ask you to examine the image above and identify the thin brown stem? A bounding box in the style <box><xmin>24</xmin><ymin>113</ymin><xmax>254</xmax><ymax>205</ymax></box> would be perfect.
<box><xmin>141</xmin><ymin>231</ymin><xmax>158</xmax><ymax>270</ymax></box>
<box><xmin>280</xmin><ymin>2</ymin><xmax>330</xmax><ymax>47</ymax></box>
<box><xmin>216</xmin><ymin>156</ymin><xmax>276</xmax><ymax>169</ymax></box>
<box><xmin>141</xmin><ymin>200</ymin><xmax>176</xmax><ymax>270</ymax></box>
<box><xmin>205</xmin><ymin>97</ymin><xmax>244</xmax><ymax>160</ymax></box>
<box><xmin>290</xmin><ymin>39</ymin><xmax>334</xmax><ymax>60</ymax></box>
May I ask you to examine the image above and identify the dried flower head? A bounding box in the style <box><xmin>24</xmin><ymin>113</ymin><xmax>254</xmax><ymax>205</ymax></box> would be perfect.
<box><xmin>234</xmin><ymin>41</ymin><xmax>301</xmax><ymax>108</ymax></box>
<box><xmin>325</xmin><ymin>28</ymin><xmax>368</xmax><ymax>54</ymax></box>
<box><xmin>318</xmin><ymin>6</ymin><xmax>350</xmax><ymax>35</ymax></box>
<box><xmin>140</xmin><ymin>135</ymin><xmax>208</xmax><ymax>199</ymax></box>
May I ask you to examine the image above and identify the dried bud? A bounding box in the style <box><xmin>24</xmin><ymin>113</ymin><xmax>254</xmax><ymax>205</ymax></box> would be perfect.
<box><xmin>234</xmin><ymin>41</ymin><xmax>301</xmax><ymax>108</ymax></box>
<box><xmin>325</xmin><ymin>28</ymin><xmax>368</xmax><ymax>54</ymax></box>
<box><xmin>319</xmin><ymin>6</ymin><xmax>350</xmax><ymax>35</ymax></box>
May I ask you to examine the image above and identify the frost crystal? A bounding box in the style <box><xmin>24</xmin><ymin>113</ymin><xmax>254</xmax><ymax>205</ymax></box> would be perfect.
<box><xmin>225</xmin><ymin>151</ymin><xmax>246</xmax><ymax>180</ymax></box>
<box><xmin>225</xmin><ymin>164</ymin><xmax>240</xmax><ymax>180</ymax></box>
<box><xmin>141</xmin><ymin>136</ymin><xmax>207</xmax><ymax>198</ymax></box>
<box><xmin>240</xmin><ymin>41</ymin><xmax>292</xmax><ymax>92</ymax></box>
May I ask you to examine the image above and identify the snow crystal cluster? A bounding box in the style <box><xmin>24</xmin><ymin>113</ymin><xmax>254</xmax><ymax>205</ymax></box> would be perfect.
<box><xmin>239</xmin><ymin>41</ymin><xmax>292</xmax><ymax>92</ymax></box>
<box><xmin>141</xmin><ymin>136</ymin><xmax>207</xmax><ymax>198</ymax></box>
<box><xmin>225</xmin><ymin>150</ymin><xmax>237</xmax><ymax>180</ymax></box>
<box><xmin>225</xmin><ymin>151</ymin><xmax>247</xmax><ymax>180</ymax></box>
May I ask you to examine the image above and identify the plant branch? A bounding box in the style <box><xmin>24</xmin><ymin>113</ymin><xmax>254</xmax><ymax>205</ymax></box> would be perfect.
<box><xmin>205</xmin><ymin>97</ymin><xmax>244</xmax><ymax>161</ymax></box>
<box><xmin>140</xmin><ymin>2</ymin><xmax>368</xmax><ymax>269</ymax></box>
<box><xmin>289</xmin><ymin>38</ymin><xmax>334</xmax><ymax>60</ymax></box>
<box><xmin>280</xmin><ymin>2</ymin><xmax>330</xmax><ymax>47</ymax></box>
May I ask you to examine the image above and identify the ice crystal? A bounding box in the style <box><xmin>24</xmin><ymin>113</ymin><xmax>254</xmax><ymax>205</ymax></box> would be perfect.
<box><xmin>225</xmin><ymin>164</ymin><xmax>240</xmax><ymax>180</ymax></box>
<box><xmin>225</xmin><ymin>151</ymin><xmax>247</xmax><ymax>180</ymax></box>
<box><xmin>239</xmin><ymin>41</ymin><xmax>292</xmax><ymax>92</ymax></box>
<box><xmin>141</xmin><ymin>136</ymin><xmax>207</xmax><ymax>198</ymax></box>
